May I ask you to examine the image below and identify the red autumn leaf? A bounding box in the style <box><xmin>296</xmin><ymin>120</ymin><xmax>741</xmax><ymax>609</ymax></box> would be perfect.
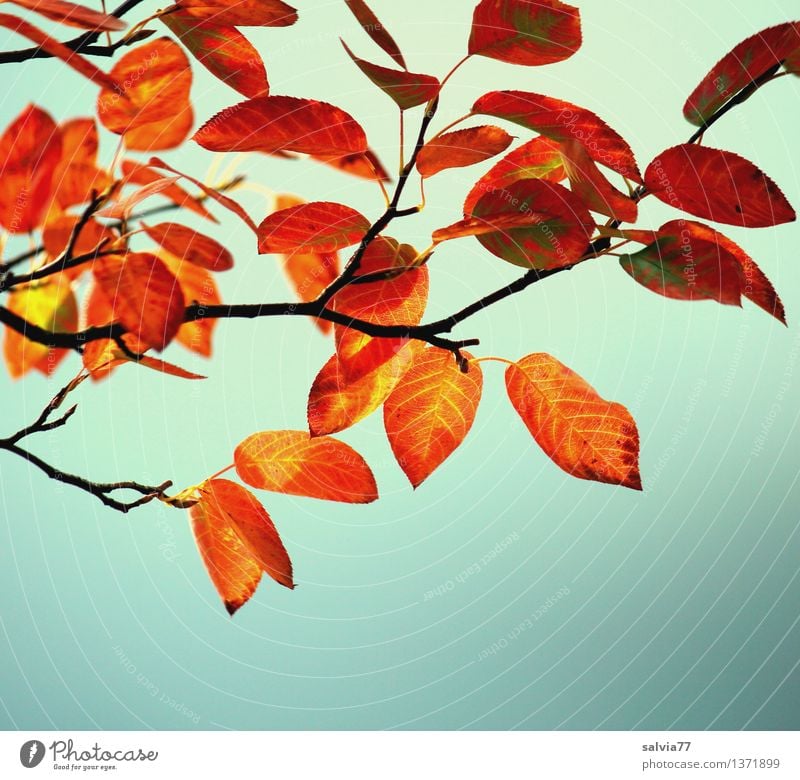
<box><xmin>121</xmin><ymin>159</ymin><xmax>216</xmax><ymax>222</ymax></box>
<box><xmin>193</xmin><ymin>96</ymin><xmax>367</xmax><ymax>158</ymax></box>
<box><xmin>644</xmin><ymin>144</ymin><xmax>796</xmax><ymax>228</ymax></box>
<box><xmin>643</xmin><ymin>219</ymin><xmax>784</xmax><ymax>322</ymax></box>
<box><xmin>307</xmin><ymin>342</ymin><xmax>420</xmax><ymax>437</ymax></box>
<box><xmin>97</xmin><ymin>175</ymin><xmax>182</xmax><ymax>220</ymax></box>
<box><xmin>142</xmin><ymin>222</ymin><xmax>233</xmax><ymax>272</ymax></box>
<box><xmin>234</xmin><ymin>430</ymin><xmax>379</xmax><ymax>504</ymax></box>
<box><xmin>258</xmin><ymin>201</ymin><xmax>370</xmax><ymax>254</ymax></box>
<box><xmin>8</xmin><ymin>0</ymin><xmax>126</xmax><ymax>30</ymax></box>
<box><xmin>92</xmin><ymin>253</ymin><xmax>186</xmax><ymax>351</ymax></box>
<box><xmin>3</xmin><ymin>280</ymin><xmax>77</xmax><ymax>379</ymax></box>
<box><xmin>341</xmin><ymin>40</ymin><xmax>439</xmax><ymax>110</ymax></box>
<box><xmin>318</xmin><ymin>149</ymin><xmax>391</xmax><ymax>182</ymax></box>
<box><xmin>435</xmin><ymin>178</ymin><xmax>594</xmax><ymax>269</ymax></box>
<box><xmin>332</xmin><ymin>237</ymin><xmax>429</xmax><ymax>380</ymax></box>
<box><xmin>42</xmin><ymin>214</ymin><xmax>116</xmax><ymax>278</ymax></box>
<box><xmin>464</xmin><ymin>136</ymin><xmax>566</xmax><ymax>215</ymax></box>
<box><xmin>189</xmin><ymin>478</ymin><xmax>293</xmax><ymax>616</ymax></box>
<box><xmin>469</xmin><ymin>0</ymin><xmax>581</xmax><ymax>66</ymax></box>
<box><xmin>0</xmin><ymin>13</ymin><xmax>117</xmax><ymax>89</ymax></box>
<box><xmin>684</xmin><ymin>23</ymin><xmax>800</xmax><ymax>126</ymax></box>
<box><xmin>161</xmin><ymin>254</ymin><xmax>222</xmax><ymax>357</ymax></box>
<box><xmin>472</xmin><ymin>90</ymin><xmax>641</xmax><ymax>181</ymax></box>
<box><xmin>272</xmin><ymin>194</ymin><xmax>340</xmax><ymax>334</ymax></box>
<box><xmin>559</xmin><ymin>138</ymin><xmax>637</xmax><ymax>222</ymax></box>
<box><xmin>384</xmin><ymin>348</ymin><xmax>483</xmax><ymax>488</ymax></box>
<box><xmin>619</xmin><ymin>234</ymin><xmax>742</xmax><ymax>307</ymax></box>
<box><xmin>506</xmin><ymin>353</ymin><xmax>641</xmax><ymax>489</ymax></box>
<box><xmin>162</xmin><ymin>10</ymin><xmax>269</xmax><ymax>100</ymax></box>
<box><xmin>175</xmin><ymin>0</ymin><xmax>297</xmax><ymax>27</ymax></box>
<box><xmin>0</xmin><ymin>104</ymin><xmax>61</xmax><ymax>234</ymax></box>
<box><xmin>51</xmin><ymin>118</ymin><xmax>111</xmax><ymax>208</ymax></box>
<box><xmin>97</xmin><ymin>38</ymin><xmax>193</xmax><ymax>151</ymax></box>
<box><xmin>148</xmin><ymin>157</ymin><xmax>257</xmax><ymax>233</ymax></box>
<box><xmin>416</xmin><ymin>125</ymin><xmax>514</xmax><ymax>178</ymax></box>
<box><xmin>344</xmin><ymin>0</ymin><xmax>406</xmax><ymax>69</ymax></box>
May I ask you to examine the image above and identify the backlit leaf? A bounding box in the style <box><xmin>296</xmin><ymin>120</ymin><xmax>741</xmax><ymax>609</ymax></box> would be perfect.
<box><xmin>505</xmin><ymin>353</ymin><xmax>641</xmax><ymax>489</ymax></box>
<box><xmin>142</xmin><ymin>222</ymin><xmax>233</xmax><ymax>272</ymax></box>
<box><xmin>162</xmin><ymin>10</ymin><xmax>269</xmax><ymax>99</ymax></box>
<box><xmin>464</xmin><ymin>136</ymin><xmax>566</xmax><ymax>215</ymax></box>
<box><xmin>234</xmin><ymin>430</ymin><xmax>379</xmax><ymax>503</ymax></box>
<box><xmin>174</xmin><ymin>0</ymin><xmax>298</xmax><ymax>27</ymax></box>
<box><xmin>3</xmin><ymin>280</ymin><xmax>77</xmax><ymax>378</ymax></box>
<box><xmin>436</xmin><ymin>178</ymin><xmax>594</xmax><ymax>269</ymax></box>
<box><xmin>318</xmin><ymin>149</ymin><xmax>391</xmax><ymax>182</ymax></box>
<box><xmin>193</xmin><ymin>96</ymin><xmax>367</xmax><ymax>158</ymax></box>
<box><xmin>684</xmin><ymin>23</ymin><xmax>800</xmax><ymax>126</ymax></box>
<box><xmin>0</xmin><ymin>104</ymin><xmax>61</xmax><ymax>234</ymax></box>
<box><xmin>344</xmin><ymin>0</ymin><xmax>406</xmax><ymax>69</ymax></box>
<box><xmin>307</xmin><ymin>342</ymin><xmax>420</xmax><ymax>436</ymax></box>
<box><xmin>384</xmin><ymin>347</ymin><xmax>483</xmax><ymax>488</ymax></box>
<box><xmin>473</xmin><ymin>90</ymin><xmax>641</xmax><ymax>181</ymax></box>
<box><xmin>92</xmin><ymin>253</ymin><xmax>186</xmax><ymax>351</ymax></box>
<box><xmin>469</xmin><ymin>0</ymin><xmax>581</xmax><ymax>66</ymax></box>
<box><xmin>51</xmin><ymin>118</ymin><xmax>111</xmax><ymax>208</ymax></box>
<box><xmin>644</xmin><ymin>144</ymin><xmax>796</xmax><ymax>227</ymax></box>
<box><xmin>8</xmin><ymin>0</ymin><xmax>126</xmax><ymax>30</ymax></box>
<box><xmin>341</xmin><ymin>40</ymin><xmax>439</xmax><ymax>110</ymax></box>
<box><xmin>619</xmin><ymin>234</ymin><xmax>742</xmax><ymax>306</ymax></box>
<box><xmin>97</xmin><ymin>38</ymin><xmax>193</xmax><ymax>151</ymax></box>
<box><xmin>258</xmin><ymin>201</ymin><xmax>369</xmax><ymax>254</ymax></box>
<box><xmin>0</xmin><ymin>13</ymin><xmax>117</xmax><ymax>89</ymax></box>
<box><xmin>416</xmin><ymin>125</ymin><xmax>513</xmax><ymax>178</ymax></box>
<box><xmin>97</xmin><ymin>175</ymin><xmax>182</xmax><ymax>220</ymax></box>
<box><xmin>189</xmin><ymin>478</ymin><xmax>293</xmax><ymax>616</ymax></box>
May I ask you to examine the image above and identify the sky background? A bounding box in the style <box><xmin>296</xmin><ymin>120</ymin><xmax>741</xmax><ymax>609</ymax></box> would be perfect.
<box><xmin>0</xmin><ymin>0</ymin><xmax>799</xmax><ymax>730</ymax></box>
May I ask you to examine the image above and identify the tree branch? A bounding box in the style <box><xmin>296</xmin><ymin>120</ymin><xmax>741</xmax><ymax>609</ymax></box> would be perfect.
<box><xmin>0</xmin><ymin>0</ymin><xmax>150</xmax><ymax>64</ymax></box>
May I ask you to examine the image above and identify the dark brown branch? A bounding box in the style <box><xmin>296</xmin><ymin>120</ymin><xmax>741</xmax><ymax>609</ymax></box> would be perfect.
<box><xmin>0</xmin><ymin>374</ymin><xmax>174</xmax><ymax>513</ymax></box>
<box><xmin>0</xmin><ymin>0</ymin><xmax>150</xmax><ymax>64</ymax></box>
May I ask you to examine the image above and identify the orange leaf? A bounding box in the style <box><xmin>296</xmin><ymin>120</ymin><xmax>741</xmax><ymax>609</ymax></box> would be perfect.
<box><xmin>97</xmin><ymin>175</ymin><xmax>182</xmax><ymax>220</ymax></box>
<box><xmin>258</xmin><ymin>201</ymin><xmax>369</xmax><ymax>254</ymax></box>
<box><xmin>473</xmin><ymin>90</ymin><xmax>641</xmax><ymax>181</ymax></box>
<box><xmin>148</xmin><ymin>157</ymin><xmax>257</xmax><ymax>232</ymax></box>
<box><xmin>161</xmin><ymin>254</ymin><xmax>222</xmax><ymax>357</ymax></box>
<box><xmin>332</xmin><ymin>237</ymin><xmax>429</xmax><ymax>380</ymax></box>
<box><xmin>559</xmin><ymin>138</ymin><xmax>637</xmax><ymax>222</ymax></box>
<box><xmin>8</xmin><ymin>0</ymin><xmax>126</xmax><ymax>30</ymax></box>
<box><xmin>684</xmin><ymin>23</ymin><xmax>800</xmax><ymax>126</ymax></box>
<box><xmin>384</xmin><ymin>348</ymin><xmax>483</xmax><ymax>488</ymax></box>
<box><xmin>142</xmin><ymin>222</ymin><xmax>233</xmax><ymax>272</ymax></box>
<box><xmin>190</xmin><ymin>478</ymin><xmax>293</xmax><ymax>616</ymax></box>
<box><xmin>97</xmin><ymin>38</ymin><xmax>193</xmax><ymax>151</ymax></box>
<box><xmin>344</xmin><ymin>0</ymin><xmax>406</xmax><ymax>69</ymax></box>
<box><xmin>341</xmin><ymin>40</ymin><xmax>439</xmax><ymax>110</ymax></box>
<box><xmin>319</xmin><ymin>149</ymin><xmax>391</xmax><ymax>182</ymax></box>
<box><xmin>121</xmin><ymin>159</ymin><xmax>216</xmax><ymax>222</ymax></box>
<box><xmin>234</xmin><ymin>430</ymin><xmax>379</xmax><ymax>503</ymax></box>
<box><xmin>464</xmin><ymin>136</ymin><xmax>566</xmax><ymax>216</ymax></box>
<box><xmin>92</xmin><ymin>253</ymin><xmax>186</xmax><ymax>351</ymax></box>
<box><xmin>644</xmin><ymin>144</ymin><xmax>796</xmax><ymax>228</ymax></box>
<box><xmin>0</xmin><ymin>104</ymin><xmax>61</xmax><ymax>234</ymax></box>
<box><xmin>307</xmin><ymin>342</ymin><xmax>420</xmax><ymax>436</ymax></box>
<box><xmin>505</xmin><ymin>353</ymin><xmax>641</xmax><ymax>489</ymax></box>
<box><xmin>51</xmin><ymin>118</ymin><xmax>111</xmax><ymax>208</ymax></box>
<box><xmin>3</xmin><ymin>280</ymin><xmax>77</xmax><ymax>379</ymax></box>
<box><xmin>42</xmin><ymin>214</ymin><xmax>116</xmax><ymax>279</ymax></box>
<box><xmin>469</xmin><ymin>0</ymin><xmax>581</xmax><ymax>66</ymax></box>
<box><xmin>162</xmin><ymin>10</ymin><xmax>269</xmax><ymax>99</ymax></box>
<box><xmin>436</xmin><ymin>179</ymin><xmax>593</xmax><ymax>269</ymax></box>
<box><xmin>175</xmin><ymin>0</ymin><xmax>297</xmax><ymax>27</ymax></box>
<box><xmin>0</xmin><ymin>13</ymin><xmax>117</xmax><ymax>89</ymax></box>
<box><xmin>193</xmin><ymin>96</ymin><xmax>367</xmax><ymax>158</ymax></box>
<box><xmin>416</xmin><ymin>125</ymin><xmax>513</xmax><ymax>178</ymax></box>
